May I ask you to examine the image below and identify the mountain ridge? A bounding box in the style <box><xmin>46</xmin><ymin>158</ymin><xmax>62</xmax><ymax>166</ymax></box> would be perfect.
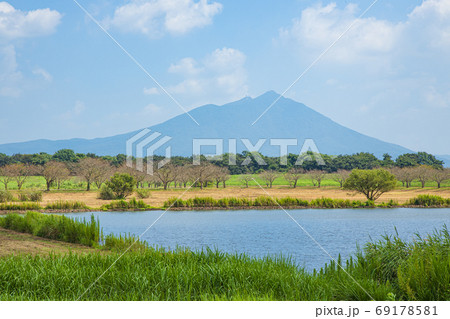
<box><xmin>0</xmin><ymin>91</ymin><xmax>413</xmax><ymax>158</ymax></box>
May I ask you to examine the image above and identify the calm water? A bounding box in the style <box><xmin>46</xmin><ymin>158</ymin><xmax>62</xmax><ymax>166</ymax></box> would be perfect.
<box><xmin>60</xmin><ymin>208</ymin><xmax>450</xmax><ymax>271</ymax></box>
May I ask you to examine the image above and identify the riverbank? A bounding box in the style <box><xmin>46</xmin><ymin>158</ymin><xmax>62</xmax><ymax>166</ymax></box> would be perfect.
<box><xmin>1</xmin><ymin>194</ymin><xmax>449</xmax><ymax>213</ymax></box>
<box><xmin>36</xmin><ymin>186</ymin><xmax>450</xmax><ymax>209</ymax></box>
<box><xmin>1</xmin><ymin>211</ymin><xmax>449</xmax><ymax>300</ymax></box>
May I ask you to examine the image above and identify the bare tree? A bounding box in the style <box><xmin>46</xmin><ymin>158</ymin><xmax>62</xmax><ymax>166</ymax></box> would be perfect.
<box><xmin>414</xmin><ymin>165</ymin><xmax>433</xmax><ymax>188</ymax></box>
<box><xmin>331</xmin><ymin>170</ymin><xmax>351</xmax><ymax>188</ymax></box>
<box><xmin>76</xmin><ymin>158</ymin><xmax>109</xmax><ymax>191</ymax></box>
<box><xmin>211</xmin><ymin>166</ymin><xmax>230</xmax><ymax>188</ymax></box>
<box><xmin>430</xmin><ymin>168</ymin><xmax>450</xmax><ymax>188</ymax></box>
<box><xmin>260</xmin><ymin>170</ymin><xmax>278</xmax><ymax>188</ymax></box>
<box><xmin>176</xmin><ymin>165</ymin><xmax>193</xmax><ymax>188</ymax></box>
<box><xmin>92</xmin><ymin>160</ymin><xmax>113</xmax><ymax>189</ymax></box>
<box><xmin>55</xmin><ymin>166</ymin><xmax>70</xmax><ymax>189</ymax></box>
<box><xmin>6</xmin><ymin>163</ymin><xmax>34</xmax><ymax>190</ymax></box>
<box><xmin>285</xmin><ymin>167</ymin><xmax>304</xmax><ymax>188</ymax></box>
<box><xmin>391</xmin><ymin>167</ymin><xmax>415</xmax><ymax>188</ymax></box>
<box><xmin>191</xmin><ymin>163</ymin><xmax>215</xmax><ymax>189</ymax></box>
<box><xmin>0</xmin><ymin>165</ymin><xmax>14</xmax><ymax>190</ymax></box>
<box><xmin>41</xmin><ymin>161</ymin><xmax>70</xmax><ymax>191</ymax></box>
<box><xmin>308</xmin><ymin>170</ymin><xmax>326</xmax><ymax>188</ymax></box>
<box><xmin>239</xmin><ymin>174</ymin><xmax>253</xmax><ymax>188</ymax></box>
<box><xmin>154</xmin><ymin>164</ymin><xmax>178</xmax><ymax>190</ymax></box>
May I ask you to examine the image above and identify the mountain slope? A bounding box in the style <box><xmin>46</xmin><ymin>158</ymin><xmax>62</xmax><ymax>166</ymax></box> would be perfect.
<box><xmin>0</xmin><ymin>91</ymin><xmax>412</xmax><ymax>158</ymax></box>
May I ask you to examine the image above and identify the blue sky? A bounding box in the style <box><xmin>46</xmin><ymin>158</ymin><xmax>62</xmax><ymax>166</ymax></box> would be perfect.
<box><xmin>1</xmin><ymin>0</ymin><xmax>449</xmax><ymax>155</ymax></box>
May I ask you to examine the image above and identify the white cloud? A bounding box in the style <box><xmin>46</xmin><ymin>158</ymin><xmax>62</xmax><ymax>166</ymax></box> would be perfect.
<box><xmin>168</xmin><ymin>47</ymin><xmax>248</xmax><ymax>100</ymax></box>
<box><xmin>0</xmin><ymin>2</ymin><xmax>62</xmax><ymax>39</ymax></box>
<box><xmin>33</xmin><ymin>68</ymin><xmax>52</xmax><ymax>82</ymax></box>
<box><xmin>142</xmin><ymin>103</ymin><xmax>162</xmax><ymax>114</ymax></box>
<box><xmin>280</xmin><ymin>0</ymin><xmax>450</xmax><ymax>63</ymax></box>
<box><xmin>0</xmin><ymin>3</ymin><xmax>61</xmax><ymax>97</ymax></box>
<box><xmin>143</xmin><ymin>87</ymin><xmax>159</xmax><ymax>95</ymax></box>
<box><xmin>406</xmin><ymin>0</ymin><xmax>450</xmax><ymax>50</ymax></box>
<box><xmin>423</xmin><ymin>86</ymin><xmax>450</xmax><ymax>108</ymax></box>
<box><xmin>279</xmin><ymin>3</ymin><xmax>402</xmax><ymax>64</ymax></box>
<box><xmin>169</xmin><ymin>57</ymin><xmax>201</xmax><ymax>75</ymax></box>
<box><xmin>106</xmin><ymin>0</ymin><xmax>222</xmax><ymax>38</ymax></box>
<box><xmin>273</xmin><ymin>0</ymin><xmax>450</xmax><ymax>154</ymax></box>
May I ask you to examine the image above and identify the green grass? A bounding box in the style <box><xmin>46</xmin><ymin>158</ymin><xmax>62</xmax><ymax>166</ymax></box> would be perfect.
<box><xmin>164</xmin><ymin>196</ymin><xmax>400</xmax><ymax>209</ymax></box>
<box><xmin>1</xmin><ymin>211</ymin><xmax>449</xmax><ymax>300</ymax></box>
<box><xmin>0</xmin><ymin>202</ymin><xmax>43</xmax><ymax>210</ymax></box>
<box><xmin>0</xmin><ymin>176</ymin><xmax>101</xmax><ymax>191</ymax></box>
<box><xmin>1</xmin><ymin>174</ymin><xmax>449</xmax><ymax>191</ymax></box>
<box><xmin>226</xmin><ymin>174</ymin><xmax>450</xmax><ymax>189</ymax></box>
<box><xmin>407</xmin><ymin>195</ymin><xmax>450</xmax><ymax>207</ymax></box>
<box><xmin>0</xmin><ymin>212</ymin><xmax>99</xmax><ymax>247</ymax></box>
<box><xmin>1</xmin><ymin>227</ymin><xmax>449</xmax><ymax>300</ymax></box>
<box><xmin>101</xmin><ymin>198</ymin><xmax>151</xmax><ymax>211</ymax></box>
<box><xmin>44</xmin><ymin>201</ymin><xmax>90</xmax><ymax>210</ymax></box>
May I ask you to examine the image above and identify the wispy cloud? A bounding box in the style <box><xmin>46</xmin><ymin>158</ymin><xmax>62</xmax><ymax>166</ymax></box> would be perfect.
<box><xmin>59</xmin><ymin>101</ymin><xmax>86</xmax><ymax>121</ymax></box>
<box><xmin>143</xmin><ymin>87</ymin><xmax>159</xmax><ymax>95</ymax></box>
<box><xmin>169</xmin><ymin>47</ymin><xmax>248</xmax><ymax>102</ymax></box>
<box><xmin>33</xmin><ymin>68</ymin><xmax>53</xmax><ymax>82</ymax></box>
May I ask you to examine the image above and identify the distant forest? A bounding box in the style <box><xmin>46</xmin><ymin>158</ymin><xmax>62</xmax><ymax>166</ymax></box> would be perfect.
<box><xmin>0</xmin><ymin>149</ymin><xmax>443</xmax><ymax>174</ymax></box>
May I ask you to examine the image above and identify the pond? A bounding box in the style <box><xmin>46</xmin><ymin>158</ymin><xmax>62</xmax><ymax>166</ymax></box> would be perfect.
<box><xmin>59</xmin><ymin>208</ymin><xmax>450</xmax><ymax>271</ymax></box>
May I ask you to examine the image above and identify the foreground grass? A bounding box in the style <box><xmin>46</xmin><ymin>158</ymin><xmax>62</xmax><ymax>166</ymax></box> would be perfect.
<box><xmin>1</xmin><ymin>212</ymin><xmax>450</xmax><ymax>300</ymax></box>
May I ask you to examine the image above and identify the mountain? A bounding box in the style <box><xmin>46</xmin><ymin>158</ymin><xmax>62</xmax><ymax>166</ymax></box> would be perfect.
<box><xmin>0</xmin><ymin>91</ymin><xmax>412</xmax><ymax>158</ymax></box>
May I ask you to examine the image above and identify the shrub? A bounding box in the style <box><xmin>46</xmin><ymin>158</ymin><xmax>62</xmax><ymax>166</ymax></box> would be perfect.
<box><xmin>407</xmin><ymin>195</ymin><xmax>449</xmax><ymax>207</ymax></box>
<box><xmin>105</xmin><ymin>173</ymin><xmax>135</xmax><ymax>199</ymax></box>
<box><xmin>16</xmin><ymin>191</ymin><xmax>43</xmax><ymax>202</ymax></box>
<box><xmin>0</xmin><ymin>190</ymin><xmax>14</xmax><ymax>203</ymax></box>
<box><xmin>136</xmin><ymin>189</ymin><xmax>151</xmax><ymax>199</ymax></box>
<box><xmin>28</xmin><ymin>191</ymin><xmax>43</xmax><ymax>202</ymax></box>
<box><xmin>17</xmin><ymin>192</ymin><xmax>29</xmax><ymax>202</ymax></box>
<box><xmin>45</xmin><ymin>201</ymin><xmax>89</xmax><ymax>210</ymax></box>
<box><xmin>102</xmin><ymin>198</ymin><xmax>149</xmax><ymax>210</ymax></box>
<box><xmin>98</xmin><ymin>185</ymin><xmax>116</xmax><ymax>200</ymax></box>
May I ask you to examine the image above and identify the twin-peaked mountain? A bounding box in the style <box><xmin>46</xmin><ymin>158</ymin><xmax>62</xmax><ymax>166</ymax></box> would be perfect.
<box><xmin>0</xmin><ymin>91</ymin><xmax>412</xmax><ymax>158</ymax></box>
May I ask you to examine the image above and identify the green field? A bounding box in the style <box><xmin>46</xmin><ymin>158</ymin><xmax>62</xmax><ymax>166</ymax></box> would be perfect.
<box><xmin>1</xmin><ymin>174</ymin><xmax>449</xmax><ymax>191</ymax></box>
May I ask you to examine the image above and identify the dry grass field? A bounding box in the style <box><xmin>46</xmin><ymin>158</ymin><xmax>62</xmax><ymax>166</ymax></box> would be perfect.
<box><xmin>40</xmin><ymin>186</ymin><xmax>450</xmax><ymax>209</ymax></box>
<box><xmin>0</xmin><ymin>228</ymin><xmax>96</xmax><ymax>257</ymax></box>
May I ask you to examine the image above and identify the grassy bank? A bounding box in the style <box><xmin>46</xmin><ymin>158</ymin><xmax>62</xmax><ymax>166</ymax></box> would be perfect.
<box><xmin>0</xmin><ymin>201</ymin><xmax>91</xmax><ymax>212</ymax></box>
<box><xmin>0</xmin><ymin>222</ymin><xmax>449</xmax><ymax>300</ymax></box>
<box><xmin>2</xmin><ymin>175</ymin><xmax>450</xmax><ymax>191</ymax></box>
<box><xmin>0</xmin><ymin>212</ymin><xmax>100</xmax><ymax>247</ymax></box>
<box><xmin>1</xmin><ymin>194</ymin><xmax>449</xmax><ymax>213</ymax></box>
<box><xmin>164</xmin><ymin>195</ymin><xmax>450</xmax><ymax>209</ymax></box>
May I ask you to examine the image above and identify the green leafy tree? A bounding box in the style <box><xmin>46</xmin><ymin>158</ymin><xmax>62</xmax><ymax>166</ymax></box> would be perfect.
<box><xmin>382</xmin><ymin>153</ymin><xmax>395</xmax><ymax>167</ymax></box>
<box><xmin>344</xmin><ymin>169</ymin><xmax>397</xmax><ymax>201</ymax></box>
<box><xmin>52</xmin><ymin>149</ymin><xmax>79</xmax><ymax>163</ymax></box>
<box><xmin>105</xmin><ymin>173</ymin><xmax>136</xmax><ymax>199</ymax></box>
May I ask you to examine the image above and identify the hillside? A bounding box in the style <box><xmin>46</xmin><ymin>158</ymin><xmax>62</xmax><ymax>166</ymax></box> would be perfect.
<box><xmin>0</xmin><ymin>91</ymin><xmax>412</xmax><ymax>158</ymax></box>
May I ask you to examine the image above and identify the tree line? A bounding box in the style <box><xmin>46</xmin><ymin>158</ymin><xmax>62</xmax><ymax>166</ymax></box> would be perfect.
<box><xmin>0</xmin><ymin>149</ymin><xmax>445</xmax><ymax>172</ymax></box>
<box><xmin>0</xmin><ymin>159</ymin><xmax>448</xmax><ymax>192</ymax></box>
